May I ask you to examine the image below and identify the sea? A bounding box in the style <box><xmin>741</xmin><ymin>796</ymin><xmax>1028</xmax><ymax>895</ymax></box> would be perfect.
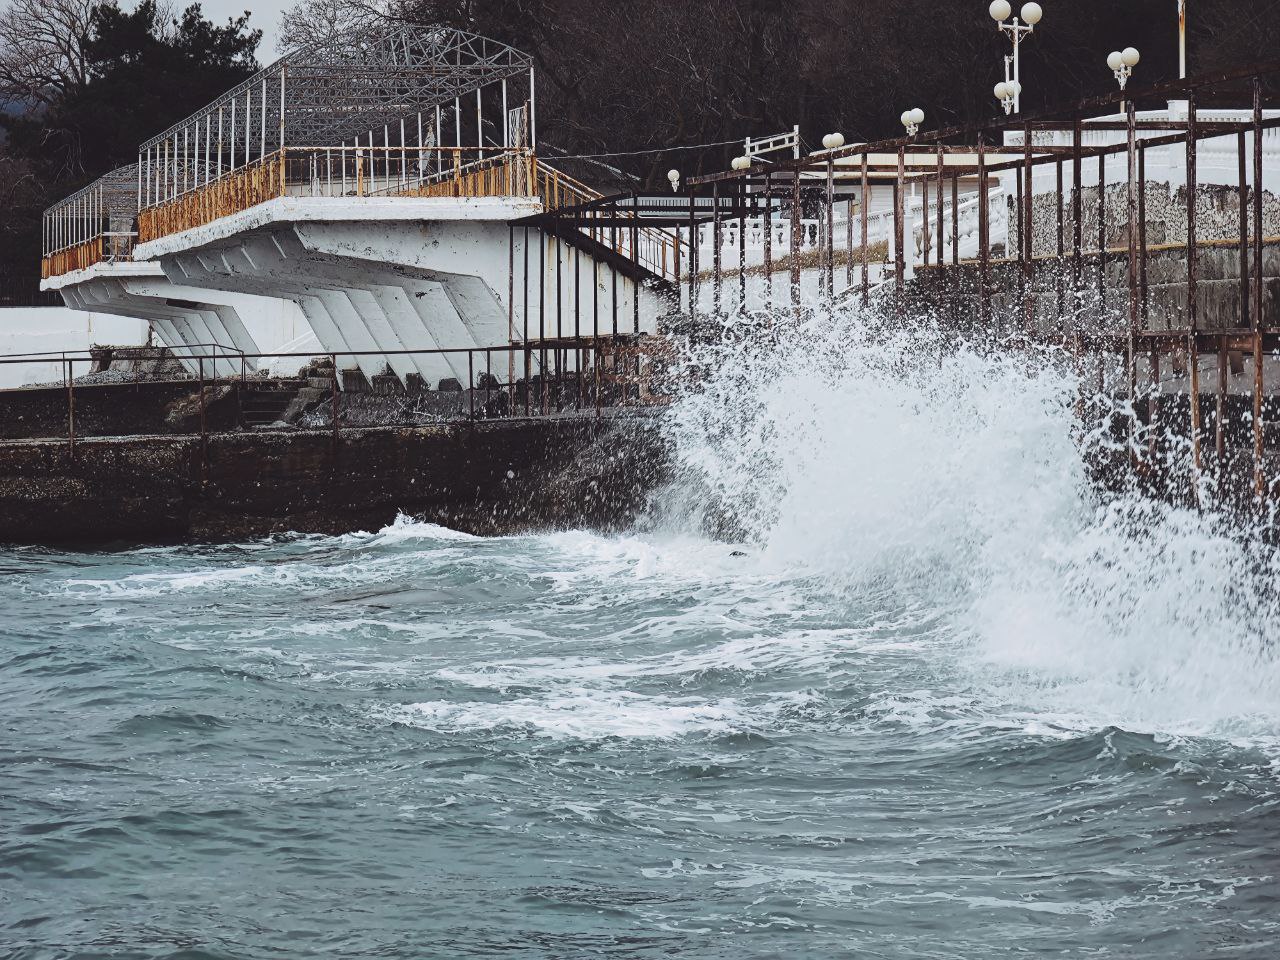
<box><xmin>2</xmin><ymin>307</ymin><xmax>1278</xmax><ymax>958</ymax></box>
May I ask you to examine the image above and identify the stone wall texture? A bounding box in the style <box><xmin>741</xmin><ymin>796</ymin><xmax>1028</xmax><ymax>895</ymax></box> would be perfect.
<box><xmin>1010</xmin><ymin>183</ymin><xmax>1280</xmax><ymax>260</ymax></box>
<box><xmin>0</xmin><ymin>414</ymin><xmax>669</xmax><ymax>544</ymax></box>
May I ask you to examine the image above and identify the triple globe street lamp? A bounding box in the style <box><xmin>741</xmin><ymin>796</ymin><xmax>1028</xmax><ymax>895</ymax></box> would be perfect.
<box><xmin>989</xmin><ymin>0</ymin><xmax>1042</xmax><ymax>114</ymax></box>
<box><xmin>1108</xmin><ymin>47</ymin><xmax>1141</xmax><ymax>90</ymax></box>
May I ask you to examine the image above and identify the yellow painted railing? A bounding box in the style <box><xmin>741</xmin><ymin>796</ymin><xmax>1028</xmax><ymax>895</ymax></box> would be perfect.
<box><xmin>398</xmin><ymin>152</ymin><xmax>536</xmax><ymax>200</ymax></box>
<box><xmin>41</xmin><ymin>238</ymin><xmax>103</xmax><ymax>279</ymax></box>
<box><xmin>139</xmin><ymin>153</ymin><xmax>285</xmax><ymax>243</ymax></box>
<box><xmin>137</xmin><ymin>148</ymin><xmax>543</xmax><ymax>243</ymax></box>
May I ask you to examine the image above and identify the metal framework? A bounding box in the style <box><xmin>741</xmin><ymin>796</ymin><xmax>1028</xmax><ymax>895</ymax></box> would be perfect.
<box><xmin>41</xmin><ymin>164</ymin><xmax>139</xmax><ymax>278</ymax></box>
<box><xmin>137</xmin><ymin>23</ymin><xmax>536</xmax><ymax>211</ymax></box>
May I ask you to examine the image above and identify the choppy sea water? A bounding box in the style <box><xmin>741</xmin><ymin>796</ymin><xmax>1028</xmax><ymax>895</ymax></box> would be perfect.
<box><xmin>4</xmin><ymin>307</ymin><xmax>1280</xmax><ymax>957</ymax></box>
<box><xmin>2</xmin><ymin>521</ymin><xmax>1278</xmax><ymax>958</ymax></box>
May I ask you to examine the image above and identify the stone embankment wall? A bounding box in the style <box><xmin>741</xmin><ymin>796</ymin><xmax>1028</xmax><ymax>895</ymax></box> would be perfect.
<box><xmin>913</xmin><ymin>238</ymin><xmax>1280</xmax><ymax>333</ymax></box>
<box><xmin>0</xmin><ymin>415</ymin><xmax>669</xmax><ymax>544</ymax></box>
<box><xmin>0</xmin><ymin>380</ymin><xmax>239</xmax><ymax>440</ymax></box>
<box><xmin>1010</xmin><ymin>183</ymin><xmax>1280</xmax><ymax>259</ymax></box>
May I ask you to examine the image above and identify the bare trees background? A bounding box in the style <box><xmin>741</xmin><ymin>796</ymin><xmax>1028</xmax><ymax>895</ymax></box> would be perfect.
<box><xmin>3</xmin><ymin>0</ymin><xmax>1279</xmax><ymax>302</ymax></box>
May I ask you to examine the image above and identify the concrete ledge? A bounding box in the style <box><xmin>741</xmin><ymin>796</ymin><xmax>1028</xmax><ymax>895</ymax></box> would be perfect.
<box><xmin>134</xmin><ymin>195</ymin><xmax>544</xmax><ymax>260</ymax></box>
<box><xmin>40</xmin><ymin>260</ymin><xmax>164</xmax><ymax>292</ymax></box>
<box><xmin>0</xmin><ymin>413</ymin><xmax>668</xmax><ymax>544</ymax></box>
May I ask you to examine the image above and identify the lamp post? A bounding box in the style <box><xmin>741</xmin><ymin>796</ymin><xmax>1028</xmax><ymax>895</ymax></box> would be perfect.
<box><xmin>900</xmin><ymin>108</ymin><xmax>924</xmax><ymax>137</ymax></box>
<box><xmin>1108</xmin><ymin>47</ymin><xmax>1141</xmax><ymax>90</ymax></box>
<box><xmin>989</xmin><ymin>0</ymin><xmax>1042</xmax><ymax>114</ymax></box>
<box><xmin>1178</xmin><ymin>0</ymin><xmax>1187</xmax><ymax>79</ymax></box>
<box><xmin>994</xmin><ymin>80</ymin><xmax>1022</xmax><ymax>115</ymax></box>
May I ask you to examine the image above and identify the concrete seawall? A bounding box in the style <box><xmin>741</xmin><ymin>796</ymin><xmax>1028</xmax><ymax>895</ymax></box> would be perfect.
<box><xmin>0</xmin><ymin>413</ymin><xmax>668</xmax><ymax>544</ymax></box>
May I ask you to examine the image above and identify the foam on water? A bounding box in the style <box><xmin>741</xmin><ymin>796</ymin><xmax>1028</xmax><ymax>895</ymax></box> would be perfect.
<box><xmin>660</xmin><ymin>301</ymin><xmax>1280</xmax><ymax>746</ymax></box>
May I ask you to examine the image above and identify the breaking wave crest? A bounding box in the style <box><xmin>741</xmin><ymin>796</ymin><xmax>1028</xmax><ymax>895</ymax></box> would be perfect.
<box><xmin>660</xmin><ymin>302</ymin><xmax>1280</xmax><ymax>740</ymax></box>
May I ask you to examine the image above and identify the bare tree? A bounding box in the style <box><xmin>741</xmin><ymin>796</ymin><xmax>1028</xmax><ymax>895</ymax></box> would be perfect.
<box><xmin>276</xmin><ymin>0</ymin><xmax>400</xmax><ymax>53</ymax></box>
<box><xmin>0</xmin><ymin>0</ymin><xmax>97</xmax><ymax>112</ymax></box>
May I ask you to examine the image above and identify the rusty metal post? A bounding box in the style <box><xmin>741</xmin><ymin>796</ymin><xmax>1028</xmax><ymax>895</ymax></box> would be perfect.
<box><xmin>977</xmin><ymin>134</ymin><xmax>990</xmax><ymax>328</ymax></box>
<box><xmin>574</xmin><ymin>236</ymin><xmax>582</xmax><ymax>408</ymax></box>
<box><xmin>825</xmin><ymin>159</ymin><xmax>835</xmax><ymax>300</ymax></box>
<box><xmin>686</xmin><ymin>192</ymin><xmax>700</xmax><ymax>324</ymax></box>
<box><xmin>790</xmin><ymin>171</ymin><xmax>803</xmax><ymax>312</ymax></box>
<box><xmin>555</xmin><ymin>230</ymin><xmax>563</xmax><ymax>409</ymax></box>
<box><xmin>1023</xmin><ymin>119</ymin><xmax>1035</xmax><ymax>334</ymax></box>
<box><xmin>922</xmin><ymin>162</ymin><xmax>931</xmax><ymax>267</ymax></box>
<box><xmin>523</xmin><ymin>226</ymin><xmax>531</xmax><ymax>416</ymax></box>
<box><xmin>739</xmin><ymin>179</ymin><xmax>748</xmax><ymax>310</ymax></box>
<box><xmin>1097</xmin><ymin>153</ymin><xmax>1107</xmax><ymax>306</ymax></box>
<box><xmin>935</xmin><ymin>144</ymin><xmax>945</xmax><ymax>269</ymax></box>
<box><xmin>847</xmin><ymin>193</ymin><xmax>855</xmax><ymax>291</ymax></box>
<box><xmin>1186</xmin><ymin>91</ymin><xmax>1203</xmax><ymax>489</ymax></box>
<box><xmin>508</xmin><ymin>225</ymin><xmax>516</xmax><ymax>393</ymax></box>
<box><xmin>951</xmin><ymin>174</ymin><xmax>959</xmax><ymax>267</ymax></box>
<box><xmin>1016</xmin><ymin>149</ymin><xmax>1026</xmax><ymax>264</ymax></box>
<box><xmin>1072</xmin><ymin>121</ymin><xmax>1084</xmax><ymax>306</ymax></box>
<box><xmin>1126</xmin><ymin>98</ymin><xmax>1140</xmax><ymax>432</ymax></box>
<box><xmin>712</xmin><ymin>182</ymin><xmax>723</xmax><ymax>315</ymax></box>
<box><xmin>1056</xmin><ymin>159</ymin><xmax>1065</xmax><ymax>258</ymax></box>
<box><xmin>468</xmin><ymin>350</ymin><xmax>475</xmax><ymax>420</ymax></box>
<box><xmin>65</xmin><ymin>357</ymin><xmax>75</xmax><ymax>460</ymax></box>
<box><xmin>1239</xmin><ymin>131</ymin><xmax>1250</xmax><ymax>331</ymax></box>
<box><xmin>198</xmin><ymin>357</ymin><xmax>208</xmax><ymax>483</ymax></box>
<box><xmin>764</xmin><ymin>171</ymin><xmax>774</xmax><ymax>309</ymax></box>
<box><xmin>329</xmin><ymin>353</ymin><xmax>338</xmax><ymax>457</ymax></box>
<box><xmin>894</xmin><ymin>147</ymin><xmax>905</xmax><ymax>294</ymax></box>
<box><xmin>540</xmin><ymin>229</ymin><xmax>548</xmax><ymax>415</ymax></box>
<box><xmin>860</xmin><ymin>155</ymin><xmax>870</xmax><ymax>302</ymax></box>
<box><xmin>1056</xmin><ymin>158</ymin><xmax>1066</xmax><ymax>324</ymax></box>
<box><xmin>1252</xmin><ymin>78</ymin><xmax>1266</xmax><ymax>500</ymax></box>
<box><xmin>1139</xmin><ymin>143</ymin><xmax>1149</xmax><ymax>327</ymax></box>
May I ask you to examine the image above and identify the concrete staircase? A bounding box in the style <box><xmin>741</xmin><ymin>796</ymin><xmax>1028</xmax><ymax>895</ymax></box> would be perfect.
<box><xmin>241</xmin><ymin>381</ymin><xmax>304</xmax><ymax>427</ymax></box>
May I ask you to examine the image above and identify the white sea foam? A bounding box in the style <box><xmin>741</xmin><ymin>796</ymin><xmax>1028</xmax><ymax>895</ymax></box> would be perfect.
<box><xmin>660</xmin><ymin>301</ymin><xmax>1280</xmax><ymax>745</ymax></box>
<box><xmin>385</xmin><ymin>690</ymin><xmax>747</xmax><ymax>740</ymax></box>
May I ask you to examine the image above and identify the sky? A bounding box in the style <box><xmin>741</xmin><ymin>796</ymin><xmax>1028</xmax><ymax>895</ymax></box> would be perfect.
<box><xmin>181</xmin><ymin>0</ymin><xmax>292</xmax><ymax>58</ymax></box>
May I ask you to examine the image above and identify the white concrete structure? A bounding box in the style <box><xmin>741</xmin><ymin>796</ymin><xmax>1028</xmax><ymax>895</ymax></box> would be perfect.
<box><xmin>42</xmin><ymin>260</ymin><xmax>315</xmax><ymax>377</ymax></box>
<box><xmin>133</xmin><ymin>194</ymin><xmax>660</xmax><ymax>387</ymax></box>
<box><xmin>0</xmin><ymin>307</ymin><xmax>149</xmax><ymax>388</ymax></box>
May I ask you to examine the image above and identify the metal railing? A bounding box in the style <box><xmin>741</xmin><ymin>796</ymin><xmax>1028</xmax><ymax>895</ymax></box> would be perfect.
<box><xmin>41</xmin><ymin>165</ymin><xmax>140</xmax><ymax>279</ymax></box>
<box><xmin>0</xmin><ymin>338</ymin><xmax>673</xmax><ymax>468</ymax></box>
<box><xmin>137</xmin><ymin>147</ymin><xmax>538</xmax><ymax>243</ymax></box>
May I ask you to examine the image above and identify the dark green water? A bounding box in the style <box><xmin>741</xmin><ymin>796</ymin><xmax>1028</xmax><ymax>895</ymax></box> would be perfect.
<box><xmin>2</xmin><ymin>519</ymin><xmax>1278</xmax><ymax>959</ymax></box>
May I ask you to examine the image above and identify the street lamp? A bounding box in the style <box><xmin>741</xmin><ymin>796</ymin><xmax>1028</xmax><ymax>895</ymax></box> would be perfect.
<box><xmin>822</xmin><ymin>132</ymin><xmax>845</xmax><ymax>151</ymax></box>
<box><xmin>994</xmin><ymin>79</ymin><xmax>1022</xmax><ymax>115</ymax></box>
<box><xmin>667</xmin><ymin>169</ymin><xmax>680</xmax><ymax>193</ymax></box>
<box><xmin>900</xmin><ymin>108</ymin><xmax>925</xmax><ymax>137</ymax></box>
<box><xmin>1178</xmin><ymin>0</ymin><xmax>1187</xmax><ymax>79</ymax></box>
<box><xmin>990</xmin><ymin>0</ymin><xmax>1042</xmax><ymax>114</ymax></box>
<box><xmin>1108</xmin><ymin>47</ymin><xmax>1140</xmax><ymax>90</ymax></box>
<box><xmin>730</xmin><ymin>155</ymin><xmax>751</xmax><ymax>171</ymax></box>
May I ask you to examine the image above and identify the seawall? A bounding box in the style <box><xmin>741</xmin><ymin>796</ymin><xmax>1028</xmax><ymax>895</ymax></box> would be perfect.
<box><xmin>0</xmin><ymin>413</ymin><xmax>668</xmax><ymax>545</ymax></box>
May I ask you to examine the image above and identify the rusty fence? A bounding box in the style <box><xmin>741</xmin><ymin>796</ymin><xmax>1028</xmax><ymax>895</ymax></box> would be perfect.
<box><xmin>642</xmin><ymin>60</ymin><xmax>1280</xmax><ymax>504</ymax></box>
<box><xmin>0</xmin><ymin>338</ymin><xmax>672</xmax><ymax>473</ymax></box>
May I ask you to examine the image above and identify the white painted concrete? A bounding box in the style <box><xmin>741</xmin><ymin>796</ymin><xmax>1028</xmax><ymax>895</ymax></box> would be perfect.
<box><xmin>44</xmin><ymin>259</ymin><xmax>315</xmax><ymax>378</ymax></box>
<box><xmin>0</xmin><ymin>307</ymin><xmax>148</xmax><ymax>388</ymax></box>
<box><xmin>134</xmin><ymin>196</ymin><xmax>565</xmax><ymax>387</ymax></box>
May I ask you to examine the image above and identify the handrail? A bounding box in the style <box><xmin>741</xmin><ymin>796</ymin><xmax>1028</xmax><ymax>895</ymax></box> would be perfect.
<box><xmin>535</xmin><ymin>163</ymin><xmax>682</xmax><ymax>283</ymax></box>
